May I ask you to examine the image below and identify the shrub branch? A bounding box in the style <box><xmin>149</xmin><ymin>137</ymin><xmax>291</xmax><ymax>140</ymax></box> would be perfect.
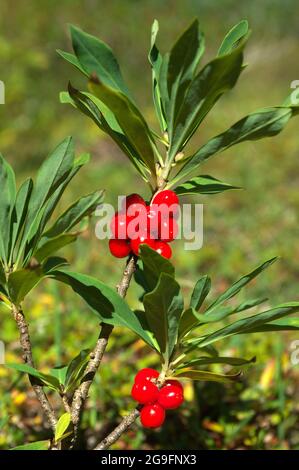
<box><xmin>70</xmin><ymin>255</ymin><xmax>137</xmax><ymax>445</ymax></box>
<box><xmin>12</xmin><ymin>305</ymin><xmax>57</xmax><ymax>432</ymax></box>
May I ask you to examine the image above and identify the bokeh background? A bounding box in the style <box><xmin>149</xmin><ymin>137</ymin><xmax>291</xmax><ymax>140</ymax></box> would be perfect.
<box><xmin>0</xmin><ymin>0</ymin><xmax>299</xmax><ymax>449</ymax></box>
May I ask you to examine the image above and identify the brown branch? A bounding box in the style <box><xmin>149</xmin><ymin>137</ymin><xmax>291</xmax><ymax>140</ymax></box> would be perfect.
<box><xmin>70</xmin><ymin>255</ymin><xmax>137</xmax><ymax>446</ymax></box>
<box><xmin>12</xmin><ymin>305</ymin><xmax>57</xmax><ymax>432</ymax></box>
<box><xmin>94</xmin><ymin>408</ymin><xmax>140</xmax><ymax>450</ymax></box>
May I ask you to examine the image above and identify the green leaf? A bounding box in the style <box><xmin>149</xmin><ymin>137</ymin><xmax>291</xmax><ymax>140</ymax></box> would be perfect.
<box><xmin>17</xmin><ymin>137</ymin><xmax>75</xmax><ymax>264</ymax></box>
<box><xmin>176</xmin><ymin>106</ymin><xmax>296</xmax><ymax>183</ymax></box>
<box><xmin>70</xmin><ymin>25</ymin><xmax>129</xmax><ymax>95</ymax></box>
<box><xmin>52</xmin><ymin>268</ymin><xmax>155</xmax><ymax>348</ymax></box>
<box><xmin>178</xmin><ymin>276</ymin><xmax>211</xmax><ymax>338</ymax></box>
<box><xmin>66</xmin><ymin>85</ymin><xmax>149</xmax><ymax>180</ymax></box>
<box><xmin>174</xmin><ymin>369</ymin><xmax>241</xmax><ymax>383</ymax></box>
<box><xmin>55</xmin><ymin>413</ymin><xmax>71</xmax><ymax>443</ymax></box>
<box><xmin>177</xmin><ymin>355</ymin><xmax>256</xmax><ymax>369</ymax></box>
<box><xmin>0</xmin><ymin>154</ymin><xmax>16</xmax><ymax>263</ymax></box>
<box><xmin>178</xmin><ymin>308</ymin><xmax>199</xmax><ymax>339</ymax></box>
<box><xmin>206</xmin><ymin>257</ymin><xmax>277</xmax><ymax>314</ymax></box>
<box><xmin>50</xmin><ymin>365</ymin><xmax>68</xmax><ymax>386</ymax></box>
<box><xmin>174</xmin><ymin>175</ymin><xmax>240</xmax><ymax>196</ymax></box>
<box><xmin>11</xmin><ymin>440</ymin><xmax>49</xmax><ymax>450</ymax></box>
<box><xmin>89</xmin><ymin>78</ymin><xmax>157</xmax><ymax>174</ymax></box>
<box><xmin>240</xmin><ymin>317</ymin><xmax>299</xmax><ymax>333</ymax></box>
<box><xmin>194</xmin><ymin>302</ymin><xmax>299</xmax><ymax>348</ymax></box>
<box><xmin>6</xmin><ymin>363</ymin><xmax>61</xmax><ymax>391</ymax></box>
<box><xmin>8</xmin><ymin>178</ymin><xmax>33</xmax><ymax>264</ymax></box>
<box><xmin>148</xmin><ymin>20</ymin><xmax>167</xmax><ymax>131</ymax></box>
<box><xmin>218</xmin><ymin>20</ymin><xmax>249</xmax><ymax>56</ymax></box>
<box><xmin>0</xmin><ymin>265</ymin><xmax>6</xmax><ymax>291</ymax></box>
<box><xmin>190</xmin><ymin>275</ymin><xmax>211</xmax><ymax>310</ymax></box>
<box><xmin>143</xmin><ymin>273</ymin><xmax>183</xmax><ymax>360</ymax></box>
<box><xmin>43</xmin><ymin>190</ymin><xmax>104</xmax><ymax>240</ymax></box>
<box><xmin>168</xmin><ymin>35</ymin><xmax>248</xmax><ymax>160</ymax></box>
<box><xmin>8</xmin><ymin>257</ymin><xmax>68</xmax><ymax>304</ymax></box>
<box><xmin>166</xmin><ymin>19</ymin><xmax>205</xmax><ymax>138</ymax></box>
<box><xmin>139</xmin><ymin>244</ymin><xmax>175</xmax><ymax>292</ymax></box>
<box><xmin>34</xmin><ymin>234</ymin><xmax>77</xmax><ymax>263</ymax></box>
<box><xmin>186</xmin><ymin>297</ymin><xmax>268</xmax><ymax>328</ymax></box>
<box><xmin>56</xmin><ymin>49</ymin><xmax>87</xmax><ymax>75</ymax></box>
<box><xmin>22</xmin><ymin>149</ymin><xmax>89</xmax><ymax>266</ymax></box>
<box><xmin>65</xmin><ymin>349</ymin><xmax>90</xmax><ymax>391</ymax></box>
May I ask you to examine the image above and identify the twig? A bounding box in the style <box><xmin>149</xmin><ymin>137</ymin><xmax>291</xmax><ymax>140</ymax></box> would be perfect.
<box><xmin>94</xmin><ymin>408</ymin><xmax>140</xmax><ymax>450</ymax></box>
<box><xmin>70</xmin><ymin>255</ymin><xmax>137</xmax><ymax>445</ymax></box>
<box><xmin>12</xmin><ymin>305</ymin><xmax>57</xmax><ymax>432</ymax></box>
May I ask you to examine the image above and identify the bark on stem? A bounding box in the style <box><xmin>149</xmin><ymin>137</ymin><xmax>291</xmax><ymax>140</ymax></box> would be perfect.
<box><xmin>94</xmin><ymin>408</ymin><xmax>140</xmax><ymax>450</ymax></box>
<box><xmin>70</xmin><ymin>255</ymin><xmax>137</xmax><ymax>444</ymax></box>
<box><xmin>12</xmin><ymin>305</ymin><xmax>57</xmax><ymax>431</ymax></box>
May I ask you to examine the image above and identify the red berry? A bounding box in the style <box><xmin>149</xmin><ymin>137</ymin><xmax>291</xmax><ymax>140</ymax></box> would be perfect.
<box><xmin>146</xmin><ymin>205</ymin><xmax>161</xmax><ymax>237</ymax></box>
<box><xmin>154</xmin><ymin>241</ymin><xmax>172</xmax><ymax>259</ymax></box>
<box><xmin>163</xmin><ymin>379</ymin><xmax>184</xmax><ymax>393</ymax></box>
<box><xmin>159</xmin><ymin>218</ymin><xmax>178</xmax><ymax>242</ymax></box>
<box><xmin>110</xmin><ymin>212</ymin><xmax>134</xmax><ymax>239</ymax></box>
<box><xmin>140</xmin><ymin>403</ymin><xmax>165</xmax><ymax>428</ymax></box>
<box><xmin>131</xmin><ymin>381</ymin><xmax>159</xmax><ymax>404</ymax></box>
<box><xmin>131</xmin><ymin>236</ymin><xmax>156</xmax><ymax>256</ymax></box>
<box><xmin>122</xmin><ymin>194</ymin><xmax>146</xmax><ymax>213</ymax></box>
<box><xmin>158</xmin><ymin>384</ymin><xmax>184</xmax><ymax>409</ymax></box>
<box><xmin>135</xmin><ymin>368</ymin><xmax>159</xmax><ymax>384</ymax></box>
<box><xmin>152</xmin><ymin>190</ymin><xmax>179</xmax><ymax>208</ymax></box>
<box><xmin>109</xmin><ymin>239</ymin><xmax>131</xmax><ymax>258</ymax></box>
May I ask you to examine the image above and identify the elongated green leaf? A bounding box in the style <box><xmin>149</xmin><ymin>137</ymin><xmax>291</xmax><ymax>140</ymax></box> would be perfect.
<box><xmin>158</xmin><ymin>53</ymin><xmax>170</xmax><ymax>119</ymax></box>
<box><xmin>34</xmin><ymin>234</ymin><xmax>77</xmax><ymax>263</ymax></box>
<box><xmin>89</xmin><ymin>79</ymin><xmax>157</xmax><ymax>174</ymax></box>
<box><xmin>70</xmin><ymin>25</ymin><xmax>129</xmax><ymax>95</ymax></box>
<box><xmin>190</xmin><ymin>297</ymin><xmax>268</xmax><ymax>327</ymax></box>
<box><xmin>218</xmin><ymin>20</ymin><xmax>249</xmax><ymax>56</ymax></box>
<box><xmin>190</xmin><ymin>276</ymin><xmax>211</xmax><ymax>310</ymax></box>
<box><xmin>241</xmin><ymin>317</ymin><xmax>299</xmax><ymax>333</ymax></box>
<box><xmin>57</xmin><ymin>49</ymin><xmax>87</xmax><ymax>75</ymax></box>
<box><xmin>166</xmin><ymin>19</ymin><xmax>205</xmax><ymax>138</ymax></box>
<box><xmin>169</xmin><ymin>35</ymin><xmax>248</xmax><ymax>160</ymax></box>
<box><xmin>176</xmin><ymin>106</ymin><xmax>297</xmax><ymax>183</ymax></box>
<box><xmin>6</xmin><ymin>363</ymin><xmax>61</xmax><ymax>391</ymax></box>
<box><xmin>0</xmin><ymin>154</ymin><xmax>16</xmax><ymax>263</ymax></box>
<box><xmin>65</xmin><ymin>349</ymin><xmax>90</xmax><ymax>390</ymax></box>
<box><xmin>8</xmin><ymin>178</ymin><xmax>33</xmax><ymax>264</ymax></box>
<box><xmin>206</xmin><ymin>257</ymin><xmax>277</xmax><ymax>314</ymax></box>
<box><xmin>43</xmin><ymin>190</ymin><xmax>104</xmax><ymax>240</ymax></box>
<box><xmin>178</xmin><ymin>308</ymin><xmax>199</xmax><ymax>339</ymax></box>
<box><xmin>194</xmin><ymin>302</ymin><xmax>299</xmax><ymax>348</ymax></box>
<box><xmin>55</xmin><ymin>413</ymin><xmax>71</xmax><ymax>442</ymax></box>
<box><xmin>0</xmin><ymin>262</ymin><xmax>6</xmax><ymax>286</ymax></box>
<box><xmin>52</xmin><ymin>268</ymin><xmax>155</xmax><ymax>348</ymax></box>
<box><xmin>143</xmin><ymin>273</ymin><xmax>183</xmax><ymax>359</ymax></box>
<box><xmin>22</xmin><ymin>152</ymin><xmax>89</xmax><ymax>265</ymax></box>
<box><xmin>178</xmin><ymin>276</ymin><xmax>211</xmax><ymax>338</ymax></box>
<box><xmin>174</xmin><ymin>369</ymin><xmax>241</xmax><ymax>383</ymax></box>
<box><xmin>17</xmin><ymin>137</ymin><xmax>75</xmax><ymax>264</ymax></box>
<box><xmin>139</xmin><ymin>244</ymin><xmax>175</xmax><ymax>292</ymax></box>
<box><xmin>175</xmin><ymin>175</ymin><xmax>240</xmax><ymax>195</ymax></box>
<box><xmin>8</xmin><ymin>257</ymin><xmax>68</xmax><ymax>304</ymax></box>
<box><xmin>66</xmin><ymin>85</ymin><xmax>149</xmax><ymax>180</ymax></box>
<box><xmin>11</xmin><ymin>440</ymin><xmax>49</xmax><ymax>450</ymax></box>
<box><xmin>50</xmin><ymin>365</ymin><xmax>68</xmax><ymax>386</ymax></box>
<box><xmin>177</xmin><ymin>355</ymin><xmax>256</xmax><ymax>369</ymax></box>
<box><xmin>148</xmin><ymin>19</ymin><xmax>166</xmax><ymax>131</ymax></box>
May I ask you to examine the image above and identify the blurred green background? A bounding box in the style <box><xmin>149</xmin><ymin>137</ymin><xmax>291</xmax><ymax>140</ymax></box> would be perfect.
<box><xmin>1</xmin><ymin>0</ymin><xmax>299</xmax><ymax>450</ymax></box>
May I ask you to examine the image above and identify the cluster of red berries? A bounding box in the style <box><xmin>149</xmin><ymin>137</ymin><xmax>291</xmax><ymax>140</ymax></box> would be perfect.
<box><xmin>109</xmin><ymin>190</ymin><xmax>179</xmax><ymax>259</ymax></box>
<box><xmin>131</xmin><ymin>368</ymin><xmax>184</xmax><ymax>428</ymax></box>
